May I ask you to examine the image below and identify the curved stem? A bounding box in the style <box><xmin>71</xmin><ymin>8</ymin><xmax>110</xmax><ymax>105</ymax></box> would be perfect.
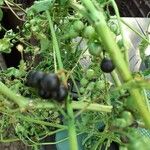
<box><xmin>0</xmin><ymin>82</ymin><xmax>28</xmax><ymax>109</ymax></box>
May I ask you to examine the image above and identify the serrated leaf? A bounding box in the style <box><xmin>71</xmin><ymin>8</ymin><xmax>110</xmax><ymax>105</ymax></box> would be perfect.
<box><xmin>27</xmin><ymin>0</ymin><xmax>55</xmax><ymax>13</ymax></box>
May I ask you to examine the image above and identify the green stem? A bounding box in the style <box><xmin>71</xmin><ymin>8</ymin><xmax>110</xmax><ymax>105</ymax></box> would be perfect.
<box><xmin>110</xmin><ymin>0</ymin><xmax>129</xmax><ymax>66</ymax></box>
<box><xmin>0</xmin><ymin>138</ymin><xmax>20</xmax><ymax>143</ymax></box>
<box><xmin>46</xmin><ymin>10</ymin><xmax>78</xmax><ymax>150</ymax></box>
<box><xmin>0</xmin><ymin>81</ymin><xmax>28</xmax><ymax>109</ymax></box>
<box><xmin>80</xmin><ymin>0</ymin><xmax>150</xmax><ymax>128</ymax></box>
<box><xmin>0</xmin><ymin>81</ymin><xmax>112</xmax><ymax>113</ymax></box>
<box><xmin>35</xmin><ymin>101</ymin><xmax>112</xmax><ymax>112</ymax></box>
<box><xmin>66</xmin><ymin>97</ymin><xmax>78</xmax><ymax>150</ymax></box>
<box><xmin>46</xmin><ymin>10</ymin><xmax>64</xmax><ymax>70</ymax></box>
<box><xmin>111</xmin><ymin>71</ymin><xmax>122</xmax><ymax>87</ymax></box>
<box><xmin>17</xmin><ymin>115</ymin><xmax>67</xmax><ymax>129</ymax></box>
<box><xmin>73</xmin><ymin>101</ymin><xmax>112</xmax><ymax>112</ymax></box>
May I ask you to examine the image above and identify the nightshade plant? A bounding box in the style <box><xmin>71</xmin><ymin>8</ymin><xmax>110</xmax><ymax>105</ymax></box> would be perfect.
<box><xmin>0</xmin><ymin>0</ymin><xmax>150</xmax><ymax>150</ymax></box>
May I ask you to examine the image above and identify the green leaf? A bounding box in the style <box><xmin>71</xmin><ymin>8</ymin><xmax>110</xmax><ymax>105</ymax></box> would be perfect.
<box><xmin>27</xmin><ymin>0</ymin><xmax>55</xmax><ymax>13</ymax></box>
<box><xmin>5</xmin><ymin>67</ymin><xmax>21</xmax><ymax>77</ymax></box>
<box><xmin>0</xmin><ymin>38</ymin><xmax>11</xmax><ymax>53</ymax></box>
<box><xmin>40</xmin><ymin>37</ymin><xmax>50</xmax><ymax>51</ymax></box>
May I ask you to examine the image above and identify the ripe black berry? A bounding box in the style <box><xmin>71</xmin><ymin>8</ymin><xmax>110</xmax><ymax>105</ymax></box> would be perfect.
<box><xmin>38</xmin><ymin>89</ymin><xmax>51</xmax><ymax>99</ymax></box>
<box><xmin>26</xmin><ymin>71</ymin><xmax>45</xmax><ymax>87</ymax></box>
<box><xmin>40</xmin><ymin>73</ymin><xmax>60</xmax><ymax>91</ymax></box>
<box><xmin>100</xmin><ymin>58</ymin><xmax>115</xmax><ymax>73</ymax></box>
<box><xmin>31</xmin><ymin>71</ymin><xmax>44</xmax><ymax>87</ymax></box>
<box><xmin>57</xmin><ymin>85</ymin><xmax>68</xmax><ymax>101</ymax></box>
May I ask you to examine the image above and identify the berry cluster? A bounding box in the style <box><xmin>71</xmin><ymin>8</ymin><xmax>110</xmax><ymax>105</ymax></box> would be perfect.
<box><xmin>26</xmin><ymin>71</ymin><xmax>68</xmax><ymax>102</ymax></box>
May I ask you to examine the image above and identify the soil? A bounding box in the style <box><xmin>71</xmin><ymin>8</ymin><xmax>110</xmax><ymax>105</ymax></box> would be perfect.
<box><xmin>0</xmin><ymin>142</ymin><xmax>31</xmax><ymax>150</ymax></box>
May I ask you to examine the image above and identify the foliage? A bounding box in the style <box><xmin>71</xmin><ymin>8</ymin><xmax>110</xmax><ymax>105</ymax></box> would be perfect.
<box><xmin>0</xmin><ymin>0</ymin><xmax>149</xmax><ymax>150</ymax></box>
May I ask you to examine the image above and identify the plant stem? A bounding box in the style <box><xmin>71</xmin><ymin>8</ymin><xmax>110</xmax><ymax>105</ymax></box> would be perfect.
<box><xmin>46</xmin><ymin>10</ymin><xmax>78</xmax><ymax>150</ymax></box>
<box><xmin>73</xmin><ymin>101</ymin><xmax>112</xmax><ymax>112</ymax></box>
<box><xmin>0</xmin><ymin>81</ymin><xmax>28</xmax><ymax>109</ymax></box>
<box><xmin>0</xmin><ymin>138</ymin><xmax>20</xmax><ymax>143</ymax></box>
<box><xmin>80</xmin><ymin>0</ymin><xmax>150</xmax><ymax>128</ymax></box>
<box><xmin>35</xmin><ymin>101</ymin><xmax>112</xmax><ymax>112</ymax></box>
<box><xmin>46</xmin><ymin>10</ymin><xmax>64</xmax><ymax>70</ymax></box>
<box><xmin>66</xmin><ymin>96</ymin><xmax>78</xmax><ymax>150</ymax></box>
<box><xmin>17</xmin><ymin>115</ymin><xmax>67</xmax><ymax>129</ymax></box>
<box><xmin>111</xmin><ymin>71</ymin><xmax>122</xmax><ymax>87</ymax></box>
<box><xmin>0</xmin><ymin>81</ymin><xmax>112</xmax><ymax>113</ymax></box>
<box><xmin>110</xmin><ymin>0</ymin><xmax>129</xmax><ymax>66</ymax></box>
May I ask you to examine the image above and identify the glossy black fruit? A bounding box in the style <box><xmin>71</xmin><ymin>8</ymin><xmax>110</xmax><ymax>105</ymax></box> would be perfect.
<box><xmin>57</xmin><ymin>85</ymin><xmax>68</xmax><ymax>101</ymax></box>
<box><xmin>100</xmin><ymin>58</ymin><xmax>115</xmax><ymax>73</ymax></box>
<box><xmin>26</xmin><ymin>71</ymin><xmax>45</xmax><ymax>87</ymax></box>
<box><xmin>40</xmin><ymin>73</ymin><xmax>60</xmax><ymax>91</ymax></box>
<box><xmin>38</xmin><ymin>89</ymin><xmax>51</xmax><ymax>99</ymax></box>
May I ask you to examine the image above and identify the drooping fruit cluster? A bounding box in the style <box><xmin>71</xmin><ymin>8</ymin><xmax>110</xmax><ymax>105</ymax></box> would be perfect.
<box><xmin>26</xmin><ymin>71</ymin><xmax>68</xmax><ymax>102</ymax></box>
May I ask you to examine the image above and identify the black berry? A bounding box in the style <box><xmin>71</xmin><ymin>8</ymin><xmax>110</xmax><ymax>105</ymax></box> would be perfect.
<box><xmin>57</xmin><ymin>85</ymin><xmax>68</xmax><ymax>101</ymax></box>
<box><xmin>40</xmin><ymin>73</ymin><xmax>60</xmax><ymax>91</ymax></box>
<box><xmin>32</xmin><ymin>71</ymin><xmax>44</xmax><ymax>87</ymax></box>
<box><xmin>51</xmin><ymin>91</ymin><xmax>58</xmax><ymax>99</ymax></box>
<box><xmin>38</xmin><ymin>89</ymin><xmax>51</xmax><ymax>99</ymax></box>
<box><xmin>26</xmin><ymin>71</ymin><xmax>36</xmax><ymax>86</ymax></box>
<box><xmin>100</xmin><ymin>58</ymin><xmax>115</xmax><ymax>73</ymax></box>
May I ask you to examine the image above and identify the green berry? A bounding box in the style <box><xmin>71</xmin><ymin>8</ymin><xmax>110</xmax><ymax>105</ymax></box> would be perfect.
<box><xmin>112</xmin><ymin>118</ymin><xmax>127</xmax><ymax>128</ymax></box>
<box><xmin>88</xmin><ymin>42</ymin><xmax>102</xmax><ymax>56</ymax></box>
<box><xmin>73</xmin><ymin>20</ymin><xmax>84</xmax><ymax>32</ymax></box>
<box><xmin>79</xmin><ymin>87</ymin><xmax>85</xmax><ymax>94</ymax></box>
<box><xmin>86</xmin><ymin>69</ymin><xmax>95</xmax><ymax>80</ymax></box>
<box><xmin>25</xmin><ymin>23</ymin><xmax>30</xmax><ymax>28</ymax></box>
<box><xmin>83</xmin><ymin>26</ymin><xmax>95</xmax><ymax>39</ymax></box>
<box><xmin>86</xmin><ymin>82</ymin><xmax>95</xmax><ymax>91</ymax></box>
<box><xmin>121</xmin><ymin>111</ymin><xmax>133</xmax><ymax>126</ymax></box>
<box><xmin>95</xmin><ymin>80</ymin><xmax>105</xmax><ymax>90</ymax></box>
<box><xmin>80</xmin><ymin>78</ymin><xmax>89</xmax><ymax>87</ymax></box>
